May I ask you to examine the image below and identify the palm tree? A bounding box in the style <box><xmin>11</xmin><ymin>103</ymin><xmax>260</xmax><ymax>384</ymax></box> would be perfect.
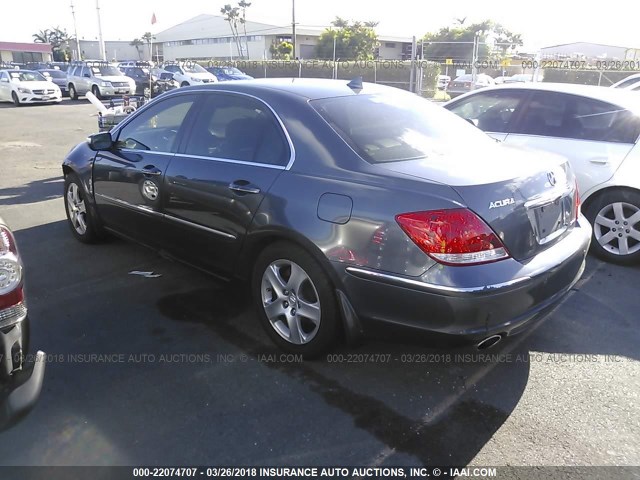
<box><xmin>221</xmin><ymin>4</ymin><xmax>243</xmax><ymax>58</ymax></box>
<box><xmin>141</xmin><ymin>32</ymin><xmax>155</xmax><ymax>60</ymax></box>
<box><xmin>130</xmin><ymin>38</ymin><xmax>144</xmax><ymax>59</ymax></box>
<box><xmin>238</xmin><ymin>0</ymin><xmax>251</xmax><ymax>58</ymax></box>
<box><xmin>32</xmin><ymin>29</ymin><xmax>51</xmax><ymax>44</ymax></box>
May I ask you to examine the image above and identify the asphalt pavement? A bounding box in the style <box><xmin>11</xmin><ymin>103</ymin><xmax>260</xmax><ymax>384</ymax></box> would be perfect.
<box><xmin>0</xmin><ymin>99</ymin><xmax>638</xmax><ymax>470</ymax></box>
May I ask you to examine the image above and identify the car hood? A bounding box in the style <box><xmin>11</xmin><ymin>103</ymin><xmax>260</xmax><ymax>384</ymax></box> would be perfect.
<box><xmin>189</xmin><ymin>72</ymin><xmax>216</xmax><ymax>80</ymax></box>
<box><xmin>13</xmin><ymin>80</ymin><xmax>59</xmax><ymax>90</ymax></box>
<box><xmin>97</xmin><ymin>76</ymin><xmax>133</xmax><ymax>83</ymax></box>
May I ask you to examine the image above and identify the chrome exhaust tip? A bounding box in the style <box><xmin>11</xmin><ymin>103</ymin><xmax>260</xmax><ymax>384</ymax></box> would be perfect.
<box><xmin>476</xmin><ymin>334</ymin><xmax>503</xmax><ymax>350</ymax></box>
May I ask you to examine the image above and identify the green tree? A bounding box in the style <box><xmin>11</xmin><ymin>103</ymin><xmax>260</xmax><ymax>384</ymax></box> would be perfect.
<box><xmin>130</xmin><ymin>38</ymin><xmax>144</xmax><ymax>59</ymax></box>
<box><xmin>33</xmin><ymin>27</ymin><xmax>72</xmax><ymax>61</ymax></box>
<box><xmin>315</xmin><ymin>17</ymin><xmax>379</xmax><ymax>60</ymax></box>
<box><xmin>269</xmin><ymin>40</ymin><xmax>293</xmax><ymax>60</ymax></box>
<box><xmin>422</xmin><ymin>20</ymin><xmax>522</xmax><ymax>62</ymax></box>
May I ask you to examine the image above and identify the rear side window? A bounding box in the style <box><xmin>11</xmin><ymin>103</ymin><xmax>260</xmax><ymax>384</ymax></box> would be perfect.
<box><xmin>312</xmin><ymin>92</ymin><xmax>493</xmax><ymax>164</ymax></box>
<box><xmin>183</xmin><ymin>93</ymin><xmax>290</xmax><ymax>166</ymax></box>
<box><xmin>447</xmin><ymin>90</ymin><xmax>525</xmax><ymax>133</ymax></box>
<box><xmin>514</xmin><ymin>91</ymin><xmax>640</xmax><ymax>143</ymax></box>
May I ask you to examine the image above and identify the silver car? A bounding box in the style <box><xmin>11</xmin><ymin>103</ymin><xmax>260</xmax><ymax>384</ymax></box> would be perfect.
<box><xmin>67</xmin><ymin>61</ymin><xmax>136</xmax><ymax>100</ymax></box>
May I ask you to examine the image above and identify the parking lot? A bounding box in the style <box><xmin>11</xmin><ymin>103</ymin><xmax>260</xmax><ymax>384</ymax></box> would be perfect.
<box><xmin>0</xmin><ymin>99</ymin><xmax>638</xmax><ymax>469</ymax></box>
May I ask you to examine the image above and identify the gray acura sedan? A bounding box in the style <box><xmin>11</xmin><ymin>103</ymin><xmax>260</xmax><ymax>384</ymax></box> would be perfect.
<box><xmin>62</xmin><ymin>79</ymin><xmax>591</xmax><ymax>357</ymax></box>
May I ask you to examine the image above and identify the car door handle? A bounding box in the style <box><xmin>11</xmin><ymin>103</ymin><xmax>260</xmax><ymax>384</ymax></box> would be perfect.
<box><xmin>229</xmin><ymin>181</ymin><xmax>260</xmax><ymax>194</ymax></box>
<box><xmin>589</xmin><ymin>158</ymin><xmax>609</xmax><ymax>165</ymax></box>
<box><xmin>141</xmin><ymin>166</ymin><xmax>162</xmax><ymax>176</ymax></box>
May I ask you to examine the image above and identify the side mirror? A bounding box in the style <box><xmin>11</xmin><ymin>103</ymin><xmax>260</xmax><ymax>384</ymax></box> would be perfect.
<box><xmin>83</xmin><ymin>73</ymin><xmax>91</xmax><ymax>78</ymax></box>
<box><xmin>88</xmin><ymin>132</ymin><xmax>113</xmax><ymax>151</ymax></box>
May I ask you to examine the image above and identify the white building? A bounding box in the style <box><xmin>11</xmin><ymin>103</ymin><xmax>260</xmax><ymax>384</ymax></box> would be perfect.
<box><xmin>154</xmin><ymin>14</ymin><xmax>413</xmax><ymax>61</ymax></box>
<box><xmin>78</xmin><ymin>40</ymin><xmax>152</xmax><ymax>62</ymax></box>
<box><xmin>540</xmin><ymin>42</ymin><xmax>640</xmax><ymax>61</ymax></box>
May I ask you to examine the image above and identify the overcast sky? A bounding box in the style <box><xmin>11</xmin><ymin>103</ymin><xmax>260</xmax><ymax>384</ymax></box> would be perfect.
<box><xmin>6</xmin><ymin>0</ymin><xmax>640</xmax><ymax>51</ymax></box>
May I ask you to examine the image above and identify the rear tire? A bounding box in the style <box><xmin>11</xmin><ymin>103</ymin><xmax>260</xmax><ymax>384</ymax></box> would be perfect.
<box><xmin>252</xmin><ymin>242</ymin><xmax>340</xmax><ymax>358</ymax></box>
<box><xmin>584</xmin><ymin>189</ymin><xmax>640</xmax><ymax>265</ymax></box>
<box><xmin>69</xmin><ymin>84</ymin><xmax>78</xmax><ymax>100</ymax></box>
<box><xmin>64</xmin><ymin>174</ymin><xmax>104</xmax><ymax>244</ymax></box>
<box><xmin>11</xmin><ymin>91</ymin><xmax>21</xmax><ymax>107</ymax></box>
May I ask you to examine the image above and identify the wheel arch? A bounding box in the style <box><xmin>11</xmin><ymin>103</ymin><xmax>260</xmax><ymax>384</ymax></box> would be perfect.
<box><xmin>237</xmin><ymin>227</ymin><xmax>363</xmax><ymax>344</ymax></box>
<box><xmin>582</xmin><ymin>185</ymin><xmax>640</xmax><ymax>213</ymax></box>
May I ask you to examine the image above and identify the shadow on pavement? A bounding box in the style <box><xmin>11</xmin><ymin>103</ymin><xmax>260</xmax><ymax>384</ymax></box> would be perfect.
<box><xmin>0</xmin><ymin>177</ymin><xmax>62</xmax><ymax>205</ymax></box>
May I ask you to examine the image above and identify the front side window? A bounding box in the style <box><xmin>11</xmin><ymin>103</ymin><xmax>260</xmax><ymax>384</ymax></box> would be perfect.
<box><xmin>183</xmin><ymin>93</ymin><xmax>290</xmax><ymax>166</ymax></box>
<box><xmin>447</xmin><ymin>90</ymin><xmax>525</xmax><ymax>133</ymax></box>
<box><xmin>312</xmin><ymin>91</ymin><xmax>493</xmax><ymax>164</ymax></box>
<box><xmin>116</xmin><ymin>95</ymin><xmax>196</xmax><ymax>152</ymax></box>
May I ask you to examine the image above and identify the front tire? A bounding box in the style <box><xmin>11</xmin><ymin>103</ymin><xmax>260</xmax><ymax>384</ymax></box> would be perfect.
<box><xmin>69</xmin><ymin>84</ymin><xmax>78</xmax><ymax>100</ymax></box>
<box><xmin>585</xmin><ymin>189</ymin><xmax>640</xmax><ymax>265</ymax></box>
<box><xmin>92</xmin><ymin>85</ymin><xmax>102</xmax><ymax>100</ymax></box>
<box><xmin>252</xmin><ymin>242</ymin><xmax>340</xmax><ymax>358</ymax></box>
<box><xmin>64</xmin><ymin>174</ymin><xmax>103</xmax><ymax>243</ymax></box>
<box><xmin>180</xmin><ymin>81</ymin><xmax>190</xmax><ymax>87</ymax></box>
<box><xmin>11</xmin><ymin>91</ymin><xmax>21</xmax><ymax>107</ymax></box>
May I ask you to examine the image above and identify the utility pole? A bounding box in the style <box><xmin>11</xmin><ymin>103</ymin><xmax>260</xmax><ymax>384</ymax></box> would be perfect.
<box><xmin>96</xmin><ymin>0</ymin><xmax>106</xmax><ymax>60</ymax></box>
<box><xmin>291</xmin><ymin>0</ymin><xmax>296</xmax><ymax>59</ymax></box>
<box><xmin>70</xmin><ymin>1</ymin><xmax>81</xmax><ymax>60</ymax></box>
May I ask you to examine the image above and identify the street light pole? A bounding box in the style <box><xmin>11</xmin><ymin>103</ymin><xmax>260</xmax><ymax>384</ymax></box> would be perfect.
<box><xmin>70</xmin><ymin>1</ymin><xmax>81</xmax><ymax>60</ymax></box>
<box><xmin>292</xmin><ymin>0</ymin><xmax>296</xmax><ymax>59</ymax></box>
<box><xmin>96</xmin><ymin>0</ymin><xmax>106</xmax><ymax>60</ymax></box>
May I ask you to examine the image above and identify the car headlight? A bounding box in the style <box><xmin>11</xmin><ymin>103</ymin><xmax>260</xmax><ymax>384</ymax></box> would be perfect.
<box><xmin>190</xmin><ymin>77</ymin><xmax>202</xmax><ymax>82</ymax></box>
<box><xmin>0</xmin><ymin>227</ymin><xmax>22</xmax><ymax>297</ymax></box>
<box><xmin>17</xmin><ymin>87</ymin><xmax>31</xmax><ymax>94</ymax></box>
<box><xmin>100</xmin><ymin>81</ymin><xmax>112</xmax><ymax>87</ymax></box>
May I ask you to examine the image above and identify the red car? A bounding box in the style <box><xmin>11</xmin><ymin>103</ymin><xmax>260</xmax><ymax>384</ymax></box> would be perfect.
<box><xmin>0</xmin><ymin>217</ymin><xmax>45</xmax><ymax>429</ymax></box>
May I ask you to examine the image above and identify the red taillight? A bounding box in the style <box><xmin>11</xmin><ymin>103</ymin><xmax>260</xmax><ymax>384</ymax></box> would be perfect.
<box><xmin>0</xmin><ymin>224</ymin><xmax>23</xmax><ymax>310</ymax></box>
<box><xmin>395</xmin><ymin>209</ymin><xmax>510</xmax><ymax>266</ymax></box>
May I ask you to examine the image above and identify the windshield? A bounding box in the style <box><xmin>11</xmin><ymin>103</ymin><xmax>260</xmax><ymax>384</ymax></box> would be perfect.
<box><xmin>43</xmin><ymin>70</ymin><xmax>66</xmax><ymax>79</ymax></box>
<box><xmin>10</xmin><ymin>71</ymin><xmax>47</xmax><ymax>82</ymax></box>
<box><xmin>183</xmin><ymin>64</ymin><xmax>207</xmax><ymax>74</ymax></box>
<box><xmin>91</xmin><ymin>66</ymin><xmax>122</xmax><ymax>77</ymax></box>
<box><xmin>311</xmin><ymin>91</ymin><xmax>494</xmax><ymax>164</ymax></box>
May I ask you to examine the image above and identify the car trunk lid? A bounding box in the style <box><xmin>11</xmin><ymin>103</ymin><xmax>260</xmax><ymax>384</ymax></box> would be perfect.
<box><xmin>376</xmin><ymin>144</ymin><xmax>578</xmax><ymax>261</ymax></box>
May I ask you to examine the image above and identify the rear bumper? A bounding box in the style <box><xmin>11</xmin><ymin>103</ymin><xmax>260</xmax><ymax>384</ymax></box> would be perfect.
<box><xmin>335</xmin><ymin>217</ymin><xmax>591</xmax><ymax>341</ymax></box>
<box><xmin>0</xmin><ymin>312</ymin><xmax>45</xmax><ymax>430</ymax></box>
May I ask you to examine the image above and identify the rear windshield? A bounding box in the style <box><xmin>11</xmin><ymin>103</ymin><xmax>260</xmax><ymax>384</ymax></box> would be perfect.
<box><xmin>311</xmin><ymin>91</ymin><xmax>494</xmax><ymax>164</ymax></box>
<box><xmin>43</xmin><ymin>70</ymin><xmax>66</xmax><ymax>78</ymax></box>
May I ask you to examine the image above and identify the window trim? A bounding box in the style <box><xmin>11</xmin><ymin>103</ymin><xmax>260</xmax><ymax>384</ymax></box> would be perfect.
<box><xmin>176</xmin><ymin>89</ymin><xmax>296</xmax><ymax>170</ymax></box>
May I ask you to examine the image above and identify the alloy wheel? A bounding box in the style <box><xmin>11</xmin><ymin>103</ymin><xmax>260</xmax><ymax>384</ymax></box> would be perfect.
<box><xmin>593</xmin><ymin>202</ymin><xmax>640</xmax><ymax>256</ymax></box>
<box><xmin>260</xmin><ymin>259</ymin><xmax>321</xmax><ymax>345</ymax></box>
<box><xmin>66</xmin><ymin>183</ymin><xmax>88</xmax><ymax>235</ymax></box>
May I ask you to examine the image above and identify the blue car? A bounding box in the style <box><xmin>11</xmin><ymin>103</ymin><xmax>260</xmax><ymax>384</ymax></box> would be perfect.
<box><xmin>206</xmin><ymin>66</ymin><xmax>253</xmax><ymax>81</ymax></box>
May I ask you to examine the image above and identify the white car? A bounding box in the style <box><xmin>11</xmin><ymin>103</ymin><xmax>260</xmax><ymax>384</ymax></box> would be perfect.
<box><xmin>0</xmin><ymin>69</ymin><xmax>62</xmax><ymax>106</ymax></box>
<box><xmin>445</xmin><ymin>83</ymin><xmax>640</xmax><ymax>264</ymax></box>
<box><xmin>611</xmin><ymin>73</ymin><xmax>640</xmax><ymax>89</ymax></box>
<box><xmin>160</xmin><ymin>62</ymin><xmax>217</xmax><ymax>87</ymax></box>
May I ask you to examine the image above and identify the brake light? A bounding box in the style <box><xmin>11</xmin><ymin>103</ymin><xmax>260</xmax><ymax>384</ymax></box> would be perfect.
<box><xmin>395</xmin><ymin>209</ymin><xmax>510</xmax><ymax>266</ymax></box>
<box><xmin>0</xmin><ymin>224</ymin><xmax>23</xmax><ymax>310</ymax></box>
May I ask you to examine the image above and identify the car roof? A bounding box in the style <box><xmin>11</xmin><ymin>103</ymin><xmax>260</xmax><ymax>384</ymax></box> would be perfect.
<box><xmin>177</xmin><ymin>78</ymin><xmax>397</xmax><ymax>100</ymax></box>
<box><xmin>451</xmin><ymin>82</ymin><xmax>640</xmax><ymax>110</ymax></box>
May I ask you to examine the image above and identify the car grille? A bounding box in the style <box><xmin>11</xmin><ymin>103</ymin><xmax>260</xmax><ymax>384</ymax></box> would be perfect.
<box><xmin>32</xmin><ymin>89</ymin><xmax>56</xmax><ymax>95</ymax></box>
<box><xmin>112</xmin><ymin>82</ymin><xmax>129</xmax><ymax>87</ymax></box>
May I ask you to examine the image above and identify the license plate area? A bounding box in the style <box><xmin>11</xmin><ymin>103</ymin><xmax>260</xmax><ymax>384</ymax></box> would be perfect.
<box><xmin>526</xmin><ymin>194</ymin><xmax>572</xmax><ymax>245</ymax></box>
